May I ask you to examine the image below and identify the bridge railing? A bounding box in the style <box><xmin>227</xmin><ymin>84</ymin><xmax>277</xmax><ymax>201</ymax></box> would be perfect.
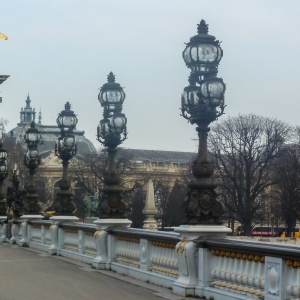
<box><xmin>194</xmin><ymin>237</ymin><xmax>300</xmax><ymax>300</ymax></box>
<box><xmin>2</xmin><ymin>219</ymin><xmax>300</xmax><ymax>300</ymax></box>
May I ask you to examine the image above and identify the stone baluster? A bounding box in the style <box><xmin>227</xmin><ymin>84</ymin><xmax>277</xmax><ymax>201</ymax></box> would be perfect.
<box><xmin>218</xmin><ymin>251</ymin><xmax>224</xmax><ymax>281</ymax></box>
<box><xmin>291</xmin><ymin>261</ymin><xmax>300</xmax><ymax>297</ymax></box>
<box><xmin>259</xmin><ymin>256</ymin><xmax>265</xmax><ymax>290</ymax></box>
<box><xmin>241</xmin><ymin>254</ymin><xmax>249</xmax><ymax>286</ymax></box>
<box><xmin>230</xmin><ymin>253</ymin><xmax>238</xmax><ymax>283</ymax></box>
<box><xmin>41</xmin><ymin>225</ymin><xmax>45</xmax><ymax>244</ymax></box>
<box><xmin>235</xmin><ymin>253</ymin><xmax>243</xmax><ymax>285</ymax></box>
<box><xmin>247</xmin><ymin>256</ymin><xmax>255</xmax><ymax>287</ymax></box>
<box><xmin>0</xmin><ymin>222</ymin><xmax>7</xmax><ymax>243</ymax></box>
<box><xmin>19</xmin><ymin>220</ymin><xmax>29</xmax><ymax>247</ymax></box>
<box><xmin>10</xmin><ymin>221</ymin><xmax>20</xmax><ymax>244</ymax></box>
<box><xmin>225</xmin><ymin>252</ymin><xmax>233</xmax><ymax>282</ymax></box>
<box><xmin>253</xmin><ymin>255</ymin><xmax>262</xmax><ymax>289</ymax></box>
<box><xmin>48</xmin><ymin>222</ymin><xmax>59</xmax><ymax>255</ymax></box>
<box><xmin>78</xmin><ymin>230</ymin><xmax>85</xmax><ymax>254</ymax></box>
<box><xmin>286</xmin><ymin>260</ymin><xmax>296</xmax><ymax>296</ymax></box>
<box><xmin>160</xmin><ymin>244</ymin><xmax>167</xmax><ymax>269</ymax></box>
<box><xmin>214</xmin><ymin>252</ymin><xmax>221</xmax><ymax>280</ymax></box>
<box><xmin>139</xmin><ymin>239</ymin><xmax>148</xmax><ymax>271</ymax></box>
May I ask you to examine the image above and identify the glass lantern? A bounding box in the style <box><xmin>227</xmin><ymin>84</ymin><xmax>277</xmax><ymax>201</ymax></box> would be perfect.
<box><xmin>24</xmin><ymin>122</ymin><xmax>41</xmax><ymax>147</ymax></box>
<box><xmin>0</xmin><ymin>164</ymin><xmax>7</xmax><ymax>174</ymax></box>
<box><xmin>25</xmin><ymin>149</ymin><xmax>40</xmax><ymax>166</ymax></box>
<box><xmin>97</xmin><ymin>118</ymin><xmax>111</xmax><ymax>140</ymax></box>
<box><xmin>110</xmin><ymin>113</ymin><xmax>127</xmax><ymax>134</ymax></box>
<box><xmin>98</xmin><ymin>72</ymin><xmax>125</xmax><ymax>112</ymax></box>
<box><xmin>0</xmin><ymin>162</ymin><xmax>7</xmax><ymax>180</ymax></box>
<box><xmin>0</xmin><ymin>149</ymin><xmax>7</xmax><ymax>160</ymax></box>
<box><xmin>57</xmin><ymin>102</ymin><xmax>78</xmax><ymax>132</ymax></box>
<box><xmin>26</xmin><ymin>149</ymin><xmax>38</xmax><ymax>159</ymax></box>
<box><xmin>200</xmin><ymin>77</ymin><xmax>226</xmax><ymax>107</ymax></box>
<box><xmin>64</xmin><ymin>135</ymin><xmax>76</xmax><ymax>151</ymax></box>
<box><xmin>182</xmin><ymin>20</ymin><xmax>223</xmax><ymax>75</ymax></box>
<box><xmin>181</xmin><ymin>82</ymin><xmax>201</xmax><ymax>115</ymax></box>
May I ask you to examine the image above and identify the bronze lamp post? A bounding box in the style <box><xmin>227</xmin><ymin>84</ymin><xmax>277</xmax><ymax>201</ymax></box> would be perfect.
<box><xmin>97</xmin><ymin>72</ymin><xmax>128</xmax><ymax>219</ymax></box>
<box><xmin>52</xmin><ymin>102</ymin><xmax>78</xmax><ymax>216</ymax></box>
<box><xmin>0</xmin><ymin>132</ymin><xmax>8</xmax><ymax>215</ymax></box>
<box><xmin>23</xmin><ymin>121</ymin><xmax>42</xmax><ymax>214</ymax></box>
<box><xmin>181</xmin><ymin>20</ymin><xmax>226</xmax><ymax>225</ymax></box>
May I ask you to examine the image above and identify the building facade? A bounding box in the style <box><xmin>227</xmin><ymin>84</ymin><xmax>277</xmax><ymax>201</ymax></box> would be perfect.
<box><xmin>7</xmin><ymin>95</ymin><xmax>196</xmax><ymax>215</ymax></box>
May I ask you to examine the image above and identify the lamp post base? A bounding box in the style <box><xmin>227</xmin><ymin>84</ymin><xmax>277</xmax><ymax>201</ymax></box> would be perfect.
<box><xmin>174</xmin><ymin>224</ymin><xmax>232</xmax><ymax>240</ymax></box>
<box><xmin>93</xmin><ymin>218</ymin><xmax>131</xmax><ymax>229</ymax></box>
<box><xmin>49</xmin><ymin>216</ymin><xmax>79</xmax><ymax>222</ymax></box>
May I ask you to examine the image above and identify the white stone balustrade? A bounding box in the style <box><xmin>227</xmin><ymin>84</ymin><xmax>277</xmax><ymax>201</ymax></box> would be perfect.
<box><xmin>114</xmin><ymin>235</ymin><xmax>141</xmax><ymax>267</ymax></box>
<box><xmin>209</xmin><ymin>249</ymin><xmax>265</xmax><ymax>298</ymax></box>
<box><xmin>149</xmin><ymin>240</ymin><xmax>178</xmax><ymax>277</ymax></box>
<box><xmin>3</xmin><ymin>219</ymin><xmax>300</xmax><ymax>300</ymax></box>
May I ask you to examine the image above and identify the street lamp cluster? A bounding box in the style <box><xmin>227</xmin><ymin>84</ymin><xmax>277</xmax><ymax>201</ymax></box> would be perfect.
<box><xmin>23</xmin><ymin>121</ymin><xmax>42</xmax><ymax>215</ymax></box>
<box><xmin>97</xmin><ymin>72</ymin><xmax>128</xmax><ymax>219</ymax></box>
<box><xmin>0</xmin><ymin>132</ymin><xmax>8</xmax><ymax>216</ymax></box>
<box><xmin>0</xmin><ymin>19</ymin><xmax>226</xmax><ymax>229</ymax></box>
<box><xmin>52</xmin><ymin>102</ymin><xmax>78</xmax><ymax>216</ymax></box>
<box><xmin>180</xmin><ymin>20</ymin><xmax>226</xmax><ymax>225</ymax></box>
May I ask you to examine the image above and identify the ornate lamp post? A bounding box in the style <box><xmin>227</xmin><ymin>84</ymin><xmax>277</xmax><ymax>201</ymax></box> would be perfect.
<box><xmin>92</xmin><ymin>73</ymin><xmax>130</xmax><ymax>269</ymax></box>
<box><xmin>18</xmin><ymin>122</ymin><xmax>43</xmax><ymax>246</ymax></box>
<box><xmin>51</xmin><ymin>102</ymin><xmax>78</xmax><ymax>216</ymax></box>
<box><xmin>0</xmin><ymin>132</ymin><xmax>8</xmax><ymax>216</ymax></box>
<box><xmin>97</xmin><ymin>72</ymin><xmax>128</xmax><ymax>219</ymax></box>
<box><xmin>180</xmin><ymin>20</ymin><xmax>226</xmax><ymax>225</ymax></box>
<box><xmin>172</xmin><ymin>21</ymin><xmax>231</xmax><ymax>296</ymax></box>
<box><xmin>23</xmin><ymin>121</ymin><xmax>42</xmax><ymax>215</ymax></box>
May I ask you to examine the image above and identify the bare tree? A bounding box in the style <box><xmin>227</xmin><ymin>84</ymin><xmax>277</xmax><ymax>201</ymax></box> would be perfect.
<box><xmin>209</xmin><ymin>114</ymin><xmax>292</xmax><ymax>235</ymax></box>
<box><xmin>165</xmin><ymin>181</ymin><xmax>187</xmax><ymax>227</ymax></box>
<box><xmin>69</xmin><ymin>147</ymin><xmax>134</xmax><ymax>217</ymax></box>
<box><xmin>272</xmin><ymin>134</ymin><xmax>300</xmax><ymax>236</ymax></box>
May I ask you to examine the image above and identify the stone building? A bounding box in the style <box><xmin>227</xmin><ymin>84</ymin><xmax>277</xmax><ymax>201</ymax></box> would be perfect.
<box><xmin>7</xmin><ymin>95</ymin><xmax>196</xmax><ymax>215</ymax></box>
<box><xmin>7</xmin><ymin>95</ymin><xmax>96</xmax><ymax>203</ymax></box>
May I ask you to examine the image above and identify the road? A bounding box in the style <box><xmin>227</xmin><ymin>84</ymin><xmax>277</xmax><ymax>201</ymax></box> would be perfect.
<box><xmin>0</xmin><ymin>243</ymin><xmax>192</xmax><ymax>300</ymax></box>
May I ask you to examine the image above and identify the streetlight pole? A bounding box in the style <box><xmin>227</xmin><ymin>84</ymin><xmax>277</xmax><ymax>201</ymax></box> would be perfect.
<box><xmin>50</xmin><ymin>102</ymin><xmax>78</xmax><ymax>217</ymax></box>
<box><xmin>23</xmin><ymin>121</ymin><xmax>42</xmax><ymax>216</ymax></box>
<box><xmin>0</xmin><ymin>133</ymin><xmax>8</xmax><ymax>243</ymax></box>
<box><xmin>92</xmin><ymin>72</ymin><xmax>131</xmax><ymax>269</ymax></box>
<box><xmin>0</xmin><ymin>133</ymin><xmax>8</xmax><ymax>217</ymax></box>
<box><xmin>97</xmin><ymin>72</ymin><xmax>128</xmax><ymax>219</ymax></box>
<box><xmin>173</xmin><ymin>21</ymin><xmax>231</xmax><ymax>296</ymax></box>
<box><xmin>19</xmin><ymin>121</ymin><xmax>43</xmax><ymax>246</ymax></box>
<box><xmin>180</xmin><ymin>20</ymin><xmax>227</xmax><ymax>226</ymax></box>
<box><xmin>46</xmin><ymin>102</ymin><xmax>79</xmax><ymax>254</ymax></box>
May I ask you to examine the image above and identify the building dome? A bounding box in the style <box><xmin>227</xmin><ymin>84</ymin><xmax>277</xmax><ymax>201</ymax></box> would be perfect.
<box><xmin>7</xmin><ymin>95</ymin><xmax>96</xmax><ymax>158</ymax></box>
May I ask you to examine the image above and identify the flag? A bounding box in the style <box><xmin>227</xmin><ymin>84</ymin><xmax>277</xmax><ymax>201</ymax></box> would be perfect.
<box><xmin>0</xmin><ymin>33</ymin><xmax>8</xmax><ymax>40</ymax></box>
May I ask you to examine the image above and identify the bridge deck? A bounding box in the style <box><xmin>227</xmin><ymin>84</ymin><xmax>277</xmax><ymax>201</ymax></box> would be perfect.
<box><xmin>0</xmin><ymin>243</ymin><xmax>192</xmax><ymax>300</ymax></box>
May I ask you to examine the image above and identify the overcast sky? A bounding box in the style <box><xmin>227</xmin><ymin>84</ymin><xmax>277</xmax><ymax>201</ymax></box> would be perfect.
<box><xmin>1</xmin><ymin>0</ymin><xmax>300</xmax><ymax>153</ymax></box>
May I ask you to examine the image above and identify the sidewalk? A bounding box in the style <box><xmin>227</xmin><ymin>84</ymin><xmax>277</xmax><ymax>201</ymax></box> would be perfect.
<box><xmin>0</xmin><ymin>244</ymin><xmax>197</xmax><ymax>300</ymax></box>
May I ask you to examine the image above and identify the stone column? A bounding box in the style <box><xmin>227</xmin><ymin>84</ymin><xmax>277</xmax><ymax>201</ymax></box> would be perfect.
<box><xmin>92</xmin><ymin>219</ymin><xmax>131</xmax><ymax>269</ymax></box>
<box><xmin>173</xmin><ymin>225</ymin><xmax>231</xmax><ymax>297</ymax></box>
<box><xmin>142</xmin><ymin>179</ymin><xmax>158</xmax><ymax>230</ymax></box>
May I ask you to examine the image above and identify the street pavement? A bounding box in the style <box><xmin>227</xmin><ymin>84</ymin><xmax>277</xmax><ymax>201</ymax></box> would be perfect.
<box><xmin>0</xmin><ymin>243</ymin><xmax>196</xmax><ymax>300</ymax></box>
